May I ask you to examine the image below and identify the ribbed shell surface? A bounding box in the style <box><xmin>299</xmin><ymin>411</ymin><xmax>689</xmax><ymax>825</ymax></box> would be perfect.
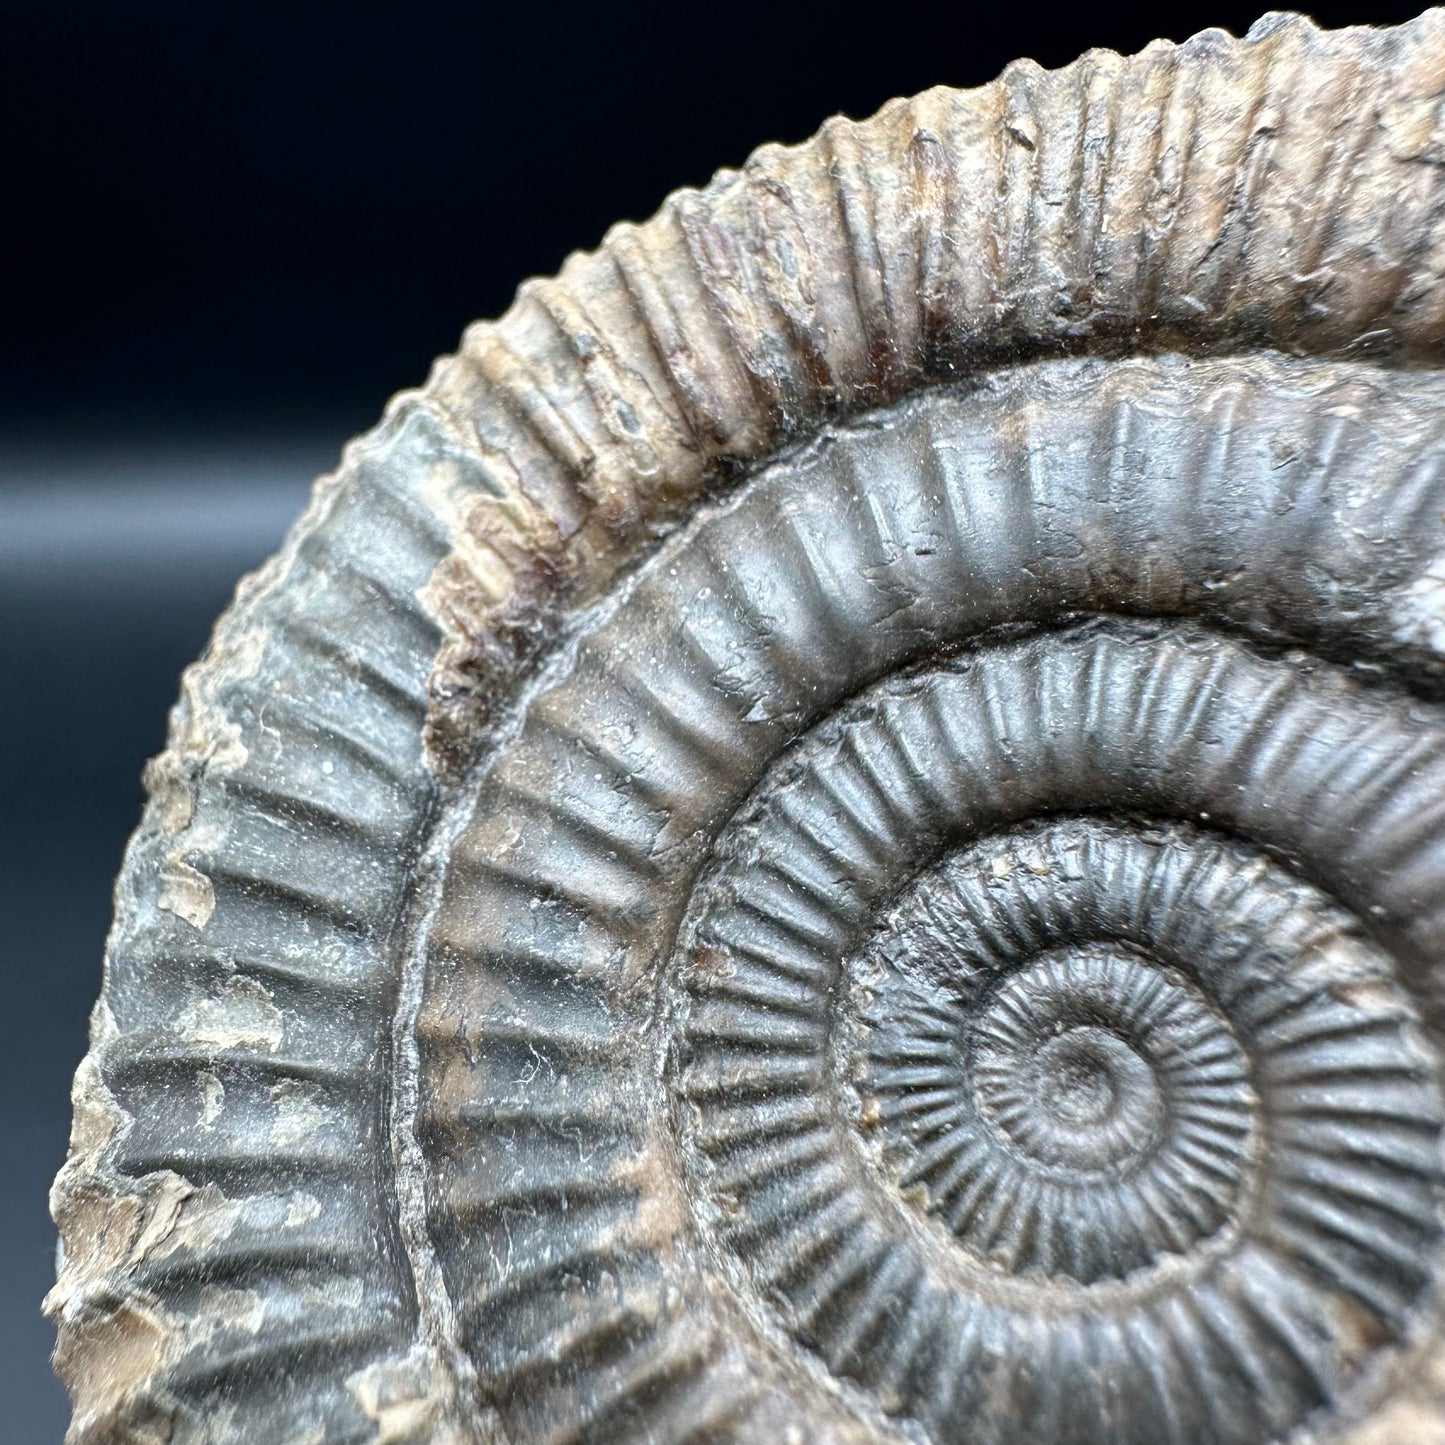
<box><xmin>46</xmin><ymin>11</ymin><xmax>1445</xmax><ymax>1445</ymax></box>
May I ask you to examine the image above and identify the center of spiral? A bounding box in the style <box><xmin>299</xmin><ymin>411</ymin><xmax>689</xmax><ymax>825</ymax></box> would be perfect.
<box><xmin>851</xmin><ymin>896</ymin><xmax>1260</xmax><ymax>1283</ymax></box>
<box><xmin>1038</xmin><ymin>1030</ymin><xmax>1133</xmax><ymax>1124</ymax></box>
<box><xmin>971</xmin><ymin>954</ymin><xmax>1173</xmax><ymax>1175</ymax></box>
<box><xmin>1036</xmin><ymin>1027</ymin><xmax>1152</xmax><ymax>1125</ymax></box>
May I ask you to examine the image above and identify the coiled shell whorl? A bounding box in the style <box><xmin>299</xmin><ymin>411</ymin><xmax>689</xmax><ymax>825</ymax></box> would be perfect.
<box><xmin>48</xmin><ymin>11</ymin><xmax>1445</xmax><ymax>1444</ymax></box>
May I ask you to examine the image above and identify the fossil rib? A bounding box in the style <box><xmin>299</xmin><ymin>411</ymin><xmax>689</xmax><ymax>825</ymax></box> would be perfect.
<box><xmin>48</xmin><ymin>11</ymin><xmax>1445</xmax><ymax>1444</ymax></box>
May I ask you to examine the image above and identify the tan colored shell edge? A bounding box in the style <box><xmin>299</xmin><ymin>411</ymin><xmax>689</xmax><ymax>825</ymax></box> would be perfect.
<box><xmin>403</xmin><ymin>8</ymin><xmax>1445</xmax><ymax>776</ymax></box>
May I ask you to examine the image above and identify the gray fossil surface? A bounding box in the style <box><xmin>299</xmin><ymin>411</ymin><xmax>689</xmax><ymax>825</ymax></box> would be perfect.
<box><xmin>47</xmin><ymin>10</ymin><xmax>1445</xmax><ymax>1444</ymax></box>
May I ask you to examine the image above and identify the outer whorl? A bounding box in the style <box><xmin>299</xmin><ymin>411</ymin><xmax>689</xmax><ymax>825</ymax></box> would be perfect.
<box><xmin>47</xmin><ymin>11</ymin><xmax>1445</xmax><ymax>1445</ymax></box>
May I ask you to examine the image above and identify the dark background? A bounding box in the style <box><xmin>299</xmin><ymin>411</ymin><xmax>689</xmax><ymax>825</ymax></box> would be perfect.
<box><xmin>1</xmin><ymin>2</ymin><xmax>1424</xmax><ymax>1435</ymax></box>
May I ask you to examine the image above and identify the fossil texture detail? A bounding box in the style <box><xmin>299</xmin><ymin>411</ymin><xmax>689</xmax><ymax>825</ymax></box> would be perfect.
<box><xmin>47</xmin><ymin>11</ymin><xmax>1445</xmax><ymax>1445</ymax></box>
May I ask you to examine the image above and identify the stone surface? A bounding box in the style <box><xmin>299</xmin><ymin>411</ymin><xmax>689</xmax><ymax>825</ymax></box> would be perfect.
<box><xmin>47</xmin><ymin>12</ymin><xmax>1445</xmax><ymax>1443</ymax></box>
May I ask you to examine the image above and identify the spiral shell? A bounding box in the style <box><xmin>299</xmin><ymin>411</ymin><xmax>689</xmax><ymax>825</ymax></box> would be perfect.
<box><xmin>48</xmin><ymin>11</ymin><xmax>1445</xmax><ymax>1444</ymax></box>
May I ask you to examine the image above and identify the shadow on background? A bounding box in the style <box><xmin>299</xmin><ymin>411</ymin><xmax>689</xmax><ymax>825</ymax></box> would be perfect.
<box><xmin>1</xmin><ymin>0</ymin><xmax>1424</xmax><ymax>1436</ymax></box>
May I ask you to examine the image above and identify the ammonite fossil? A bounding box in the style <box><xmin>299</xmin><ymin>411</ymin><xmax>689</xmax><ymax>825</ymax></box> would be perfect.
<box><xmin>49</xmin><ymin>11</ymin><xmax>1445</xmax><ymax>1443</ymax></box>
